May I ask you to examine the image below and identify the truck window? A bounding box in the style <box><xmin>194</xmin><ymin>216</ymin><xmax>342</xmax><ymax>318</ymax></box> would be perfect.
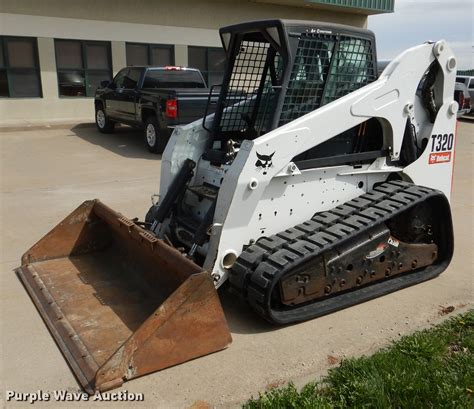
<box><xmin>113</xmin><ymin>68</ymin><xmax>128</xmax><ymax>88</ymax></box>
<box><xmin>124</xmin><ymin>67</ymin><xmax>141</xmax><ymax>89</ymax></box>
<box><xmin>143</xmin><ymin>70</ymin><xmax>206</xmax><ymax>88</ymax></box>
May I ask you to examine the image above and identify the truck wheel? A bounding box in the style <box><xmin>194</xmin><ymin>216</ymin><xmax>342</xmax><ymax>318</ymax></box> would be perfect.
<box><xmin>144</xmin><ymin>116</ymin><xmax>167</xmax><ymax>154</ymax></box>
<box><xmin>95</xmin><ymin>106</ymin><xmax>115</xmax><ymax>133</ymax></box>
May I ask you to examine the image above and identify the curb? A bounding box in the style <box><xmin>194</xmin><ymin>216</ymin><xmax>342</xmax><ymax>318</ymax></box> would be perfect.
<box><xmin>0</xmin><ymin>122</ymin><xmax>96</xmax><ymax>132</ymax></box>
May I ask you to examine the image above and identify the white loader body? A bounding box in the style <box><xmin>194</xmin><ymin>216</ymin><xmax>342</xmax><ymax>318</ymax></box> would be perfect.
<box><xmin>159</xmin><ymin>40</ymin><xmax>457</xmax><ymax>287</ymax></box>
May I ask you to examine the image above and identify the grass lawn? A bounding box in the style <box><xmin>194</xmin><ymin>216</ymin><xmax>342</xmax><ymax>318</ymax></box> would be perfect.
<box><xmin>245</xmin><ymin>310</ymin><xmax>474</xmax><ymax>408</ymax></box>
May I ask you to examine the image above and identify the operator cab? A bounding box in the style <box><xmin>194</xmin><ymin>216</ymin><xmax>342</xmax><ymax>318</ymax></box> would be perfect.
<box><xmin>204</xmin><ymin>19</ymin><xmax>380</xmax><ymax>165</ymax></box>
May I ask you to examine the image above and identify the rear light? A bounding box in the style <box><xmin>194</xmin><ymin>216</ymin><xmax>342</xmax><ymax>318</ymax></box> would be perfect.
<box><xmin>459</xmin><ymin>93</ymin><xmax>464</xmax><ymax>109</ymax></box>
<box><xmin>166</xmin><ymin>99</ymin><xmax>178</xmax><ymax>119</ymax></box>
<box><xmin>164</xmin><ymin>66</ymin><xmax>186</xmax><ymax>70</ymax></box>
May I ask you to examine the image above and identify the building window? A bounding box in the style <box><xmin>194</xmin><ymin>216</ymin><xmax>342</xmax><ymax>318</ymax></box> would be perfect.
<box><xmin>188</xmin><ymin>46</ymin><xmax>226</xmax><ymax>87</ymax></box>
<box><xmin>126</xmin><ymin>43</ymin><xmax>174</xmax><ymax>67</ymax></box>
<box><xmin>55</xmin><ymin>39</ymin><xmax>112</xmax><ymax>97</ymax></box>
<box><xmin>0</xmin><ymin>36</ymin><xmax>42</xmax><ymax>98</ymax></box>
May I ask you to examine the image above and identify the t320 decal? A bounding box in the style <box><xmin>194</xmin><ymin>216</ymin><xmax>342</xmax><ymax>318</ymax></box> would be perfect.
<box><xmin>429</xmin><ymin>133</ymin><xmax>454</xmax><ymax>165</ymax></box>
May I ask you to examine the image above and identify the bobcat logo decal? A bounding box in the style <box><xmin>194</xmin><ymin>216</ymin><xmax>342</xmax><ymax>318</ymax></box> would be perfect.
<box><xmin>255</xmin><ymin>152</ymin><xmax>275</xmax><ymax>175</ymax></box>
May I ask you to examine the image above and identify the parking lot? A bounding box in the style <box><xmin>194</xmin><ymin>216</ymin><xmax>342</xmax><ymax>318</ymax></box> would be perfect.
<box><xmin>1</xmin><ymin>120</ymin><xmax>473</xmax><ymax>408</ymax></box>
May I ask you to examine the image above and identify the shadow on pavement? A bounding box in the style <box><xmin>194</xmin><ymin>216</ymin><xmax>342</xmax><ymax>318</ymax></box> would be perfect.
<box><xmin>71</xmin><ymin>123</ymin><xmax>161</xmax><ymax>160</ymax></box>
<box><xmin>72</xmin><ymin>123</ymin><xmax>281</xmax><ymax>336</ymax></box>
<box><xmin>218</xmin><ymin>287</ymin><xmax>281</xmax><ymax>335</ymax></box>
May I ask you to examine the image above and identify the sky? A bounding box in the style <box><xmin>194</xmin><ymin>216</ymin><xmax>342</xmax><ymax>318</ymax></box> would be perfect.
<box><xmin>368</xmin><ymin>0</ymin><xmax>473</xmax><ymax>69</ymax></box>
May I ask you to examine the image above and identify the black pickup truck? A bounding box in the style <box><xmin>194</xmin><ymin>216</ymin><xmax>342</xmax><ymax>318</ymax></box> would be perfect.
<box><xmin>94</xmin><ymin>66</ymin><xmax>218</xmax><ymax>153</ymax></box>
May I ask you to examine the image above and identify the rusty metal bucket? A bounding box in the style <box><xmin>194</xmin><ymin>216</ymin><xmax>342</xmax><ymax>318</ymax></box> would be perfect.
<box><xmin>16</xmin><ymin>200</ymin><xmax>232</xmax><ymax>393</ymax></box>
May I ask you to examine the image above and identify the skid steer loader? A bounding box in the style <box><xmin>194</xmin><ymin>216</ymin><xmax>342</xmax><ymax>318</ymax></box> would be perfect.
<box><xmin>17</xmin><ymin>19</ymin><xmax>457</xmax><ymax>393</ymax></box>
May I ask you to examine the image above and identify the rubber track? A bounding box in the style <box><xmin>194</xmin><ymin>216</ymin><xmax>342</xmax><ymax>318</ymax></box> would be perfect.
<box><xmin>229</xmin><ymin>180</ymin><xmax>453</xmax><ymax>324</ymax></box>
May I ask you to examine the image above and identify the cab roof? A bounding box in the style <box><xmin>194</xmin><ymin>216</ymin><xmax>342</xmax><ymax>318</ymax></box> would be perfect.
<box><xmin>220</xmin><ymin>18</ymin><xmax>374</xmax><ymax>38</ymax></box>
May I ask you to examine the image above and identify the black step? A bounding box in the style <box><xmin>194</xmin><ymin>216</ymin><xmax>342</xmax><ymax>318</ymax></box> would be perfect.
<box><xmin>187</xmin><ymin>184</ymin><xmax>219</xmax><ymax>200</ymax></box>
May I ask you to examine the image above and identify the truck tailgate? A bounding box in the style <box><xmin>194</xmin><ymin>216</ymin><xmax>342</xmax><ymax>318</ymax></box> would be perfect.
<box><xmin>175</xmin><ymin>89</ymin><xmax>219</xmax><ymax>124</ymax></box>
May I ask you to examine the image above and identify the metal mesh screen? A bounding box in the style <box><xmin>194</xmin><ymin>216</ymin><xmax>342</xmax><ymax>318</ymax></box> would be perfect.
<box><xmin>279</xmin><ymin>34</ymin><xmax>376</xmax><ymax>126</ymax></box>
<box><xmin>322</xmin><ymin>36</ymin><xmax>376</xmax><ymax>105</ymax></box>
<box><xmin>279</xmin><ymin>34</ymin><xmax>335</xmax><ymax>125</ymax></box>
<box><xmin>218</xmin><ymin>37</ymin><xmax>282</xmax><ymax>136</ymax></box>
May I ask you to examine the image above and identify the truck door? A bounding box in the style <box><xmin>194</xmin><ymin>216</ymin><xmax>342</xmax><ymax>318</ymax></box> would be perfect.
<box><xmin>119</xmin><ymin>68</ymin><xmax>141</xmax><ymax>122</ymax></box>
<box><xmin>104</xmin><ymin>68</ymin><xmax>127</xmax><ymax>120</ymax></box>
<box><xmin>105</xmin><ymin>68</ymin><xmax>140</xmax><ymax>123</ymax></box>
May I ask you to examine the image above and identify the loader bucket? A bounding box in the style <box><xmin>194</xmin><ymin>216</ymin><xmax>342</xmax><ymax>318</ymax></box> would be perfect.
<box><xmin>16</xmin><ymin>200</ymin><xmax>232</xmax><ymax>393</ymax></box>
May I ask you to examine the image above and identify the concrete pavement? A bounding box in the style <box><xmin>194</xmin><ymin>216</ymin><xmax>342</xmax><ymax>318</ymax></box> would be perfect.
<box><xmin>1</xmin><ymin>121</ymin><xmax>472</xmax><ymax>408</ymax></box>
